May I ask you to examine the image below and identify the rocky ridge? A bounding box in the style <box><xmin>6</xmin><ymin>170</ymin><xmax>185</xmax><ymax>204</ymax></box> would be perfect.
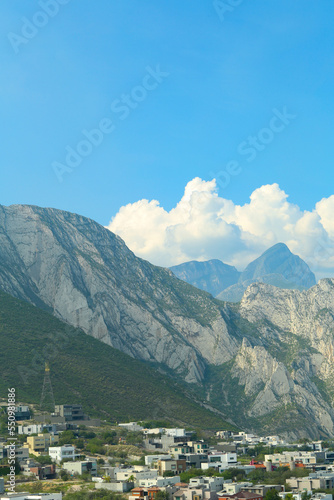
<box><xmin>0</xmin><ymin>204</ymin><xmax>334</xmax><ymax>438</ymax></box>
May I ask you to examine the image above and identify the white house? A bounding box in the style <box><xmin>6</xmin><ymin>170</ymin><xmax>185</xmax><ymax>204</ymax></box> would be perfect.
<box><xmin>164</xmin><ymin>428</ymin><xmax>187</xmax><ymax>437</ymax></box>
<box><xmin>49</xmin><ymin>445</ymin><xmax>76</xmax><ymax>463</ymax></box>
<box><xmin>202</xmin><ymin>452</ymin><xmax>237</xmax><ymax>470</ymax></box>
<box><xmin>189</xmin><ymin>476</ymin><xmax>225</xmax><ymax>491</ymax></box>
<box><xmin>138</xmin><ymin>475</ymin><xmax>181</xmax><ymax>487</ymax></box>
<box><xmin>18</xmin><ymin>424</ymin><xmax>57</xmax><ymax>436</ymax></box>
<box><xmin>145</xmin><ymin>454</ymin><xmax>172</xmax><ymax>466</ymax></box>
<box><xmin>0</xmin><ymin>494</ymin><xmax>62</xmax><ymax>500</ymax></box>
<box><xmin>115</xmin><ymin>468</ymin><xmax>158</xmax><ymax>482</ymax></box>
<box><xmin>63</xmin><ymin>460</ymin><xmax>97</xmax><ymax>476</ymax></box>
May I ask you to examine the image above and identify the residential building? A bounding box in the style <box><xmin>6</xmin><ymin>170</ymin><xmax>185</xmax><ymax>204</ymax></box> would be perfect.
<box><xmin>63</xmin><ymin>459</ymin><xmax>97</xmax><ymax>476</ymax></box>
<box><xmin>172</xmin><ymin>485</ymin><xmax>217</xmax><ymax>500</ymax></box>
<box><xmin>129</xmin><ymin>487</ymin><xmax>149</xmax><ymax>500</ymax></box>
<box><xmin>216</xmin><ymin>431</ymin><xmax>233</xmax><ymax>440</ymax></box>
<box><xmin>49</xmin><ymin>444</ymin><xmax>76</xmax><ymax>463</ymax></box>
<box><xmin>138</xmin><ymin>476</ymin><xmax>181</xmax><ymax>488</ymax></box>
<box><xmin>24</xmin><ymin>433</ymin><xmax>59</xmax><ymax>456</ymax></box>
<box><xmin>165</xmin><ymin>429</ymin><xmax>189</xmax><ymax>438</ymax></box>
<box><xmin>116</xmin><ymin>468</ymin><xmax>158</xmax><ymax>483</ymax></box>
<box><xmin>189</xmin><ymin>476</ymin><xmax>225</xmax><ymax>491</ymax></box>
<box><xmin>287</xmin><ymin>473</ymin><xmax>334</xmax><ymax>492</ymax></box>
<box><xmin>178</xmin><ymin>453</ymin><xmax>208</xmax><ymax>469</ymax></box>
<box><xmin>143</xmin><ymin>428</ymin><xmax>164</xmax><ymax>436</ymax></box>
<box><xmin>18</xmin><ymin>424</ymin><xmax>57</xmax><ymax>435</ymax></box>
<box><xmin>264</xmin><ymin>452</ymin><xmax>318</xmax><ymax>466</ymax></box>
<box><xmin>0</xmin><ymin>494</ymin><xmax>62</xmax><ymax>500</ymax></box>
<box><xmin>25</xmin><ymin>462</ymin><xmax>56</xmax><ymax>480</ymax></box>
<box><xmin>221</xmin><ymin>482</ymin><xmax>253</xmax><ymax>495</ymax></box>
<box><xmin>311</xmin><ymin>494</ymin><xmax>333</xmax><ymax>500</ymax></box>
<box><xmin>241</xmin><ymin>485</ymin><xmax>283</xmax><ymax>497</ymax></box>
<box><xmin>0</xmin><ymin>444</ymin><xmax>29</xmax><ymax>463</ymax></box>
<box><xmin>145</xmin><ymin>454</ymin><xmax>172</xmax><ymax>466</ymax></box>
<box><xmin>13</xmin><ymin>405</ymin><xmax>31</xmax><ymax>421</ymax></box>
<box><xmin>201</xmin><ymin>452</ymin><xmax>237</xmax><ymax>470</ymax></box>
<box><xmin>53</xmin><ymin>404</ymin><xmax>85</xmax><ymax>421</ymax></box>
<box><xmin>218</xmin><ymin>491</ymin><xmax>263</xmax><ymax>500</ymax></box>
<box><xmin>157</xmin><ymin>458</ymin><xmax>186</xmax><ymax>476</ymax></box>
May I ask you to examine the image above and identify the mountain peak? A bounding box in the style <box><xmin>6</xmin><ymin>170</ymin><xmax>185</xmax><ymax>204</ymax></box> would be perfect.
<box><xmin>240</xmin><ymin>243</ymin><xmax>316</xmax><ymax>289</ymax></box>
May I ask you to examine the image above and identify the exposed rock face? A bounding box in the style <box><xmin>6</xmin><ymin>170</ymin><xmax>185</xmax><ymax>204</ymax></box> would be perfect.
<box><xmin>0</xmin><ymin>204</ymin><xmax>239</xmax><ymax>384</ymax></box>
<box><xmin>230</xmin><ymin>339</ymin><xmax>334</xmax><ymax>439</ymax></box>
<box><xmin>1</xmin><ymin>203</ymin><xmax>334</xmax><ymax>438</ymax></box>
<box><xmin>170</xmin><ymin>260</ymin><xmax>240</xmax><ymax>297</ymax></box>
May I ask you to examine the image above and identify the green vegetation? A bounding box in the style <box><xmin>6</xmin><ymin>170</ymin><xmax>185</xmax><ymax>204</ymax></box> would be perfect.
<box><xmin>0</xmin><ymin>290</ymin><xmax>233</xmax><ymax>429</ymax></box>
<box><xmin>63</xmin><ymin>491</ymin><xmax>126</xmax><ymax>500</ymax></box>
<box><xmin>247</xmin><ymin>466</ymin><xmax>309</xmax><ymax>485</ymax></box>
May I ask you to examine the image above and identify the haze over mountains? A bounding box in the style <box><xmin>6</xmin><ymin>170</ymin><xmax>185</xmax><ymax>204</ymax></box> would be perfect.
<box><xmin>170</xmin><ymin>243</ymin><xmax>316</xmax><ymax>301</ymax></box>
<box><xmin>1</xmin><ymin>204</ymin><xmax>334</xmax><ymax>439</ymax></box>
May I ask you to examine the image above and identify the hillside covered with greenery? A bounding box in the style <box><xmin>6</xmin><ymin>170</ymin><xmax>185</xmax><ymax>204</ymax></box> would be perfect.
<box><xmin>0</xmin><ymin>290</ymin><xmax>234</xmax><ymax>429</ymax></box>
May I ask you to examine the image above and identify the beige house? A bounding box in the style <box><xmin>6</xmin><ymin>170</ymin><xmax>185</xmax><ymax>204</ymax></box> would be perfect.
<box><xmin>23</xmin><ymin>433</ymin><xmax>59</xmax><ymax>456</ymax></box>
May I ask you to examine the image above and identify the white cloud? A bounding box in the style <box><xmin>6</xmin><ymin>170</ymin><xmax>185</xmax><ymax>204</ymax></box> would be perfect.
<box><xmin>107</xmin><ymin>178</ymin><xmax>334</xmax><ymax>279</ymax></box>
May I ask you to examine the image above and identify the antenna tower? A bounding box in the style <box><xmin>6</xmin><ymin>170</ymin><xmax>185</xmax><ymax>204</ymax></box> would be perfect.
<box><xmin>40</xmin><ymin>362</ymin><xmax>55</xmax><ymax>414</ymax></box>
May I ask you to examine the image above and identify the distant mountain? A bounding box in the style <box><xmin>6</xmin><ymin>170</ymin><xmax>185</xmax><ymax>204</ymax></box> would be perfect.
<box><xmin>217</xmin><ymin>243</ymin><xmax>316</xmax><ymax>302</ymax></box>
<box><xmin>170</xmin><ymin>260</ymin><xmax>240</xmax><ymax>297</ymax></box>
<box><xmin>239</xmin><ymin>243</ymin><xmax>316</xmax><ymax>288</ymax></box>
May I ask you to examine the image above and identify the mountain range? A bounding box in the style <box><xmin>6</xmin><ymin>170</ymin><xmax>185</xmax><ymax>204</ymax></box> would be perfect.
<box><xmin>170</xmin><ymin>243</ymin><xmax>316</xmax><ymax>301</ymax></box>
<box><xmin>0</xmin><ymin>204</ymin><xmax>334</xmax><ymax>439</ymax></box>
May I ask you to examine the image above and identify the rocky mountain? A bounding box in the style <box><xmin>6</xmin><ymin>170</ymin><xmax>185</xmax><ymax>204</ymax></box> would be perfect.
<box><xmin>170</xmin><ymin>260</ymin><xmax>240</xmax><ymax>297</ymax></box>
<box><xmin>0</xmin><ymin>289</ymin><xmax>232</xmax><ymax>428</ymax></box>
<box><xmin>171</xmin><ymin>243</ymin><xmax>316</xmax><ymax>302</ymax></box>
<box><xmin>0</xmin><ymin>204</ymin><xmax>238</xmax><ymax>384</ymax></box>
<box><xmin>217</xmin><ymin>243</ymin><xmax>316</xmax><ymax>302</ymax></box>
<box><xmin>0</xmin><ymin>204</ymin><xmax>334</xmax><ymax>439</ymax></box>
<box><xmin>240</xmin><ymin>243</ymin><xmax>316</xmax><ymax>287</ymax></box>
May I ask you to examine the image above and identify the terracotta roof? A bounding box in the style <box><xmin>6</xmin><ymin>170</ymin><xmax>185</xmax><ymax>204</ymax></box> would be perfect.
<box><xmin>219</xmin><ymin>493</ymin><xmax>263</xmax><ymax>500</ymax></box>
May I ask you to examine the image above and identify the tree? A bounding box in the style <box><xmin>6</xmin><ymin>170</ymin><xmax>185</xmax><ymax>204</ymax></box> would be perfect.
<box><xmin>155</xmin><ymin>491</ymin><xmax>169</xmax><ymax>500</ymax></box>
<box><xmin>60</xmin><ymin>469</ymin><xmax>69</xmax><ymax>481</ymax></box>
<box><xmin>163</xmin><ymin>471</ymin><xmax>175</xmax><ymax>477</ymax></box>
<box><xmin>264</xmin><ymin>490</ymin><xmax>281</xmax><ymax>500</ymax></box>
<box><xmin>34</xmin><ymin>454</ymin><xmax>53</xmax><ymax>465</ymax></box>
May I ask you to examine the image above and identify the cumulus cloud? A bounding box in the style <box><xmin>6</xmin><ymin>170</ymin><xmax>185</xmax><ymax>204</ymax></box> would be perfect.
<box><xmin>107</xmin><ymin>178</ymin><xmax>334</xmax><ymax>279</ymax></box>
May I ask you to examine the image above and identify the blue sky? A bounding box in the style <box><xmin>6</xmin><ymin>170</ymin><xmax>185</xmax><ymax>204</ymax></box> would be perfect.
<box><xmin>1</xmin><ymin>1</ymin><xmax>334</xmax><ymax>274</ymax></box>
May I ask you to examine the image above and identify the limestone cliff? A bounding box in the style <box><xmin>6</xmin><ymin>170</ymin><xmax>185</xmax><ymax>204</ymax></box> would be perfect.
<box><xmin>1</xmin><ymin>203</ymin><xmax>334</xmax><ymax>438</ymax></box>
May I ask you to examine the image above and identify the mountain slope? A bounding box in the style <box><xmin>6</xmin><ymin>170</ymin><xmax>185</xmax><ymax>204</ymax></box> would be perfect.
<box><xmin>0</xmin><ymin>290</ymin><xmax>233</xmax><ymax>429</ymax></box>
<box><xmin>0</xmin><ymin>204</ymin><xmax>238</xmax><ymax>384</ymax></box>
<box><xmin>209</xmin><ymin>280</ymin><xmax>334</xmax><ymax>439</ymax></box>
<box><xmin>170</xmin><ymin>260</ymin><xmax>240</xmax><ymax>297</ymax></box>
<box><xmin>1</xmin><ymin>204</ymin><xmax>334</xmax><ymax>439</ymax></box>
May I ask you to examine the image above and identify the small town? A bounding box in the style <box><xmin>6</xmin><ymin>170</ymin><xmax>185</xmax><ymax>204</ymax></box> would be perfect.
<box><xmin>2</xmin><ymin>401</ymin><xmax>334</xmax><ymax>500</ymax></box>
<box><xmin>1</xmin><ymin>2</ymin><xmax>333</xmax><ymax>499</ymax></box>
